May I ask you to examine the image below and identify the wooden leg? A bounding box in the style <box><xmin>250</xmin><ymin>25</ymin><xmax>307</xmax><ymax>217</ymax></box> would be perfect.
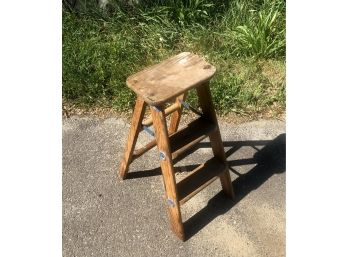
<box><xmin>150</xmin><ymin>105</ymin><xmax>185</xmax><ymax>240</ymax></box>
<box><xmin>196</xmin><ymin>83</ymin><xmax>235</xmax><ymax>199</ymax></box>
<box><xmin>209</xmin><ymin>129</ymin><xmax>235</xmax><ymax>198</ymax></box>
<box><xmin>168</xmin><ymin>93</ymin><xmax>186</xmax><ymax>134</ymax></box>
<box><xmin>119</xmin><ymin>96</ymin><xmax>147</xmax><ymax>179</ymax></box>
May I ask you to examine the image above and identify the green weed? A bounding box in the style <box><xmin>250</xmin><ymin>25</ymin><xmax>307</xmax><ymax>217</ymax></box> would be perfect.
<box><xmin>232</xmin><ymin>1</ymin><xmax>285</xmax><ymax>58</ymax></box>
<box><xmin>63</xmin><ymin>0</ymin><xmax>285</xmax><ymax>115</ymax></box>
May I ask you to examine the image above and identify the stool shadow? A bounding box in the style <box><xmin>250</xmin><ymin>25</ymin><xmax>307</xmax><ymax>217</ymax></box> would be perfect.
<box><xmin>184</xmin><ymin>133</ymin><xmax>286</xmax><ymax>240</ymax></box>
<box><xmin>125</xmin><ymin>133</ymin><xmax>286</xmax><ymax>241</ymax></box>
<box><xmin>125</xmin><ymin>155</ymin><xmax>203</xmax><ymax>179</ymax></box>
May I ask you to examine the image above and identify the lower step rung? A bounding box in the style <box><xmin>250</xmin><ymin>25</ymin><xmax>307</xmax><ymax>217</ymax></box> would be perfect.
<box><xmin>176</xmin><ymin>157</ymin><xmax>227</xmax><ymax>205</ymax></box>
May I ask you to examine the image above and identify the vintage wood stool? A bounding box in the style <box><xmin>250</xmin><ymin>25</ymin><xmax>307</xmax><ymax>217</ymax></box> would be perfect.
<box><xmin>119</xmin><ymin>52</ymin><xmax>235</xmax><ymax>241</ymax></box>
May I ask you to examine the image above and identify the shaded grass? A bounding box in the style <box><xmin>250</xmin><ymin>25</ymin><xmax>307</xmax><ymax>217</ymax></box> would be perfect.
<box><xmin>63</xmin><ymin>0</ymin><xmax>285</xmax><ymax>116</ymax></box>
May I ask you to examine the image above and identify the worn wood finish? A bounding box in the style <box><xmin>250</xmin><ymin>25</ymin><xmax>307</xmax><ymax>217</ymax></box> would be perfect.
<box><xmin>119</xmin><ymin>53</ymin><xmax>236</xmax><ymax>241</ymax></box>
<box><xmin>177</xmin><ymin>157</ymin><xmax>227</xmax><ymax>205</ymax></box>
<box><xmin>133</xmin><ymin>116</ymin><xmax>215</xmax><ymax>162</ymax></box>
<box><xmin>133</xmin><ymin>93</ymin><xmax>185</xmax><ymax>161</ymax></box>
<box><xmin>132</xmin><ymin>139</ymin><xmax>157</xmax><ymax>160</ymax></box>
<box><xmin>150</xmin><ymin>106</ymin><xmax>185</xmax><ymax>240</ymax></box>
<box><xmin>133</xmin><ymin>116</ymin><xmax>214</xmax><ymax>161</ymax></box>
<box><xmin>127</xmin><ymin>52</ymin><xmax>216</xmax><ymax>105</ymax></box>
<box><xmin>132</xmin><ymin>96</ymin><xmax>185</xmax><ymax>161</ymax></box>
<box><xmin>169</xmin><ymin>117</ymin><xmax>216</xmax><ymax>160</ymax></box>
<box><xmin>142</xmin><ymin>102</ymin><xmax>181</xmax><ymax>126</ymax></box>
<box><xmin>168</xmin><ymin>94</ymin><xmax>186</xmax><ymax>134</ymax></box>
<box><xmin>209</xmin><ymin>129</ymin><xmax>235</xmax><ymax>198</ymax></box>
<box><xmin>119</xmin><ymin>96</ymin><xmax>147</xmax><ymax>179</ymax></box>
<box><xmin>196</xmin><ymin>83</ymin><xmax>235</xmax><ymax>199</ymax></box>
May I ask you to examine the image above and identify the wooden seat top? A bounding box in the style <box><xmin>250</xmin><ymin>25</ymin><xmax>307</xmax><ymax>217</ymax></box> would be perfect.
<box><xmin>126</xmin><ymin>52</ymin><xmax>216</xmax><ymax>105</ymax></box>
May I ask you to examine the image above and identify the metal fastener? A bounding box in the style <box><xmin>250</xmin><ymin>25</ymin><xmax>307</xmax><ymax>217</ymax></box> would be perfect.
<box><xmin>159</xmin><ymin>151</ymin><xmax>166</xmax><ymax>160</ymax></box>
<box><xmin>143</xmin><ymin>125</ymin><xmax>155</xmax><ymax>137</ymax></box>
<box><xmin>167</xmin><ymin>198</ymin><xmax>175</xmax><ymax>207</ymax></box>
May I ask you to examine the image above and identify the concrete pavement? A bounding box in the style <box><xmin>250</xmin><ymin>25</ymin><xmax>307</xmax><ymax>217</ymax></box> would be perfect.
<box><xmin>63</xmin><ymin>116</ymin><xmax>285</xmax><ymax>257</ymax></box>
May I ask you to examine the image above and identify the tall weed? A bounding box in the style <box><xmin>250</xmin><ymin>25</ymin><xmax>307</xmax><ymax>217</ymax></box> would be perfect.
<box><xmin>228</xmin><ymin>0</ymin><xmax>285</xmax><ymax>58</ymax></box>
<box><xmin>63</xmin><ymin>0</ymin><xmax>286</xmax><ymax>114</ymax></box>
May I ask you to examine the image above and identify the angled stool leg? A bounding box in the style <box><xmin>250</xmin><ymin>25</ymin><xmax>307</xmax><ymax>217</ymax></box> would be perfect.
<box><xmin>209</xmin><ymin>129</ymin><xmax>235</xmax><ymax>199</ymax></box>
<box><xmin>119</xmin><ymin>96</ymin><xmax>147</xmax><ymax>179</ymax></box>
<box><xmin>196</xmin><ymin>83</ymin><xmax>235</xmax><ymax>199</ymax></box>
<box><xmin>168</xmin><ymin>93</ymin><xmax>186</xmax><ymax>135</ymax></box>
<box><xmin>150</xmin><ymin>105</ymin><xmax>185</xmax><ymax>240</ymax></box>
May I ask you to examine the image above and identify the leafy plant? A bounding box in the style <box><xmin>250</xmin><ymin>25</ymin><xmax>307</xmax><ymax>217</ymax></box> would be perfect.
<box><xmin>62</xmin><ymin>0</ymin><xmax>286</xmax><ymax>115</ymax></box>
<box><xmin>232</xmin><ymin>1</ymin><xmax>285</xmax><ymax>58</ymax></box>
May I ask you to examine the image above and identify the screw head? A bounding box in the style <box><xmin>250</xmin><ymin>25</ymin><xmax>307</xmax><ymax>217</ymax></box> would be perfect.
<box><xmin>159</xmin><ymin>151</ymin><xmax>166</xmax><ymax>160</ymax></box>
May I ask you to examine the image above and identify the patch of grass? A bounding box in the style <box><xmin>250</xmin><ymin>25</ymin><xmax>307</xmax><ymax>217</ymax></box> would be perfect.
<box><xmin>63</xmin><ymin>0</ymin><xmax>285</xmax><ymax>115</ymax></box>
<box><xmin>232</xmin><ymin>1</ymin><xmax>285</xmax><ymax>58</ymax></box>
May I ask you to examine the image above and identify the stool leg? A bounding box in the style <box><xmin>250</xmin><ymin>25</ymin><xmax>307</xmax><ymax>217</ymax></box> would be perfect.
<box><xmin>209</xmin><ymin>129</ymin><xmax>235</xmax><ymax>199</ymax></box>
<box><xmin>119</xmin><ymin>96</ymin><xmax>147</xmax><ymax>179</ymax></box>
<box><xmin>168</xmin><ymin>93</ymin><xmax>186</xmax><ymax>134</ymax></box>
<box><xmin>150</xmin><ymin>105</ymin><xmax>185</xmax><ymax>240</ymax></box>
<box><xmin>196</xmin><ymin>83</ymin><xmax>235</xmax><ymax>199</ymax></box>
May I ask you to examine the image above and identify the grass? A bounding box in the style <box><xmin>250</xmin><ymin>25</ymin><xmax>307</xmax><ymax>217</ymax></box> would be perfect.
<box><xmin>63</xmin><ymin>0</ymin><xmax>285</xmax><ymax>116</ymax></box>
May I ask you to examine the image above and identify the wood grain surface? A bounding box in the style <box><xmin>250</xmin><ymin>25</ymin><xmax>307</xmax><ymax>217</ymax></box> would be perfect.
<box><xmin>126</xmin><ymin>52</ymin><xmax>216</xmax><ymax>105</ymax></box>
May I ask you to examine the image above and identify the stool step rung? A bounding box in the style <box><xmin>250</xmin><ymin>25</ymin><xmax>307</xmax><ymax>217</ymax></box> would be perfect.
<box><xmin>119</xmin><ymin>52</ymin><xmax>233</xmax><ymax>241</ymax></box>
<box><xmin>132</xmin><ymin>117</ymin><xmax>215</xmax><ymax>162</ymax></box>
<box><xmin>177</xmin><ymin>157</ymin><xmax>227</xmax><ymax>205</ymax></box>
<box><xmin>142</xmin><ymin>103</ymin><xmax>181</xmax><ymax>126</ymax></box>
<box><xmin>132</xmin><ymin>139</ymin><xmax>157</xmax><ymax>160</ymax></box>
<box><xmin>170</xmin><ymin>117</ymin><xmax>216</xmax><ymax>160</ymax></box>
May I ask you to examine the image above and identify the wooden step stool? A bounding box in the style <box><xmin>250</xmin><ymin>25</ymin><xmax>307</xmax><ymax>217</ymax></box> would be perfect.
<box><xmin>119</xmin><ymin>52</ymin><xmax>235</xmax><ymax>241</ymax></box>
